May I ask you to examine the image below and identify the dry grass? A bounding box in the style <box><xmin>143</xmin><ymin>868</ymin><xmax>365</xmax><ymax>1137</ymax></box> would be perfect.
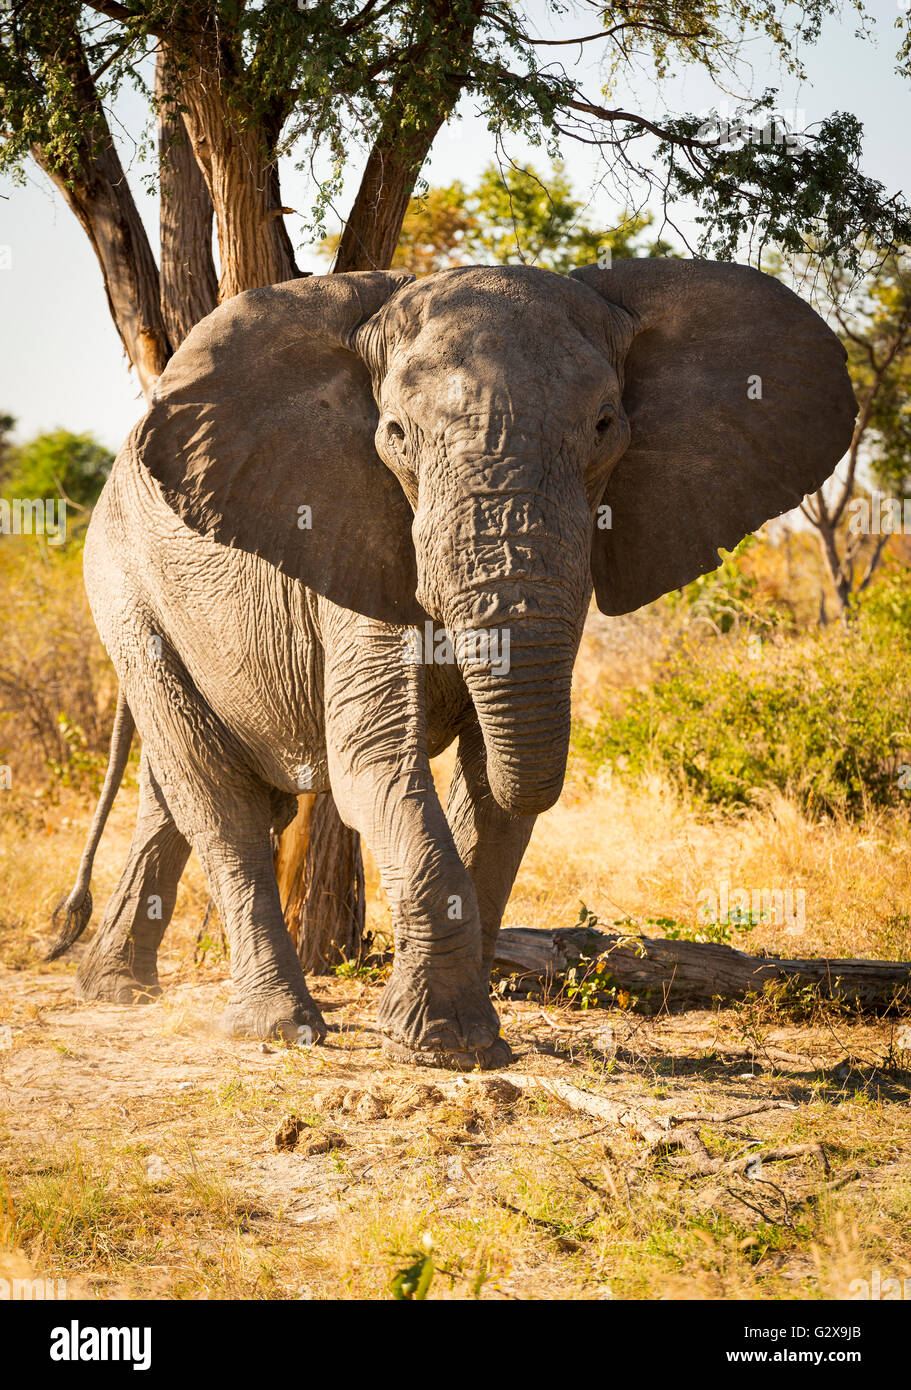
<box><xmin>1</xmin><ymin>975</ymin><xmax>908</xmax><ymax>1300</ymax></box>
<box><xmin>5</xmin><ymin>755</ymin><xmax>909</xmax><ymax>979</ymax></box>
<box><xmin>514</xmin><ymin>776</ymin><xmax>911</xmax><ymax>963</ymax></box>
<box><xmin>0</xmin><ymin>540</ymin><xmax>115</xmax><ymax>787</ymax></box>
<box><xmin>1</xmin><ymin>750</ymin><xmax>910</xmax><ymax>1300</ymax></box>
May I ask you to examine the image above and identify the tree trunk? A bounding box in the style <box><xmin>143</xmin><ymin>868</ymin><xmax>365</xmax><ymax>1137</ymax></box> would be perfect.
<box><xmin>43</xmin><ymin>160</ymin><xmax>171</xmax><ymax>398</ymax></box>
<box><xmin>31</xmin><ymin>24</ymin><xmax>171</xmax><ymax>399</ymax></box>
<box><xmin>275</xmin><ymin>792</ymin><xmax>366</xmax><ymax>973</ymax></box>
<box><xmin>176</xmin><ymin>78</ymin><xmax>300</xmax><ymax>299</ymax></box>
<box><xmin>155</xmin><ymin>51</ymin><xmax>219</xmax><ymax>346</ymax></box>
<box><xmin>334</xmin><ymin>1</ymin><xmax>483</xmax><ymax>273</ymax></box>
<box><xmin>493</xmin><ymin>925</ymin><xmax>911</xmax><ymax>1013</ymax></box>
<box><xmin>812</xmin><ymin>510</ymin><xmax>853</xmax><ymax>620</ymax></box>
<box><xmin>334</xmin><ymin>126</ymin><xmax>446</xmax><ymax>273</ymax></box>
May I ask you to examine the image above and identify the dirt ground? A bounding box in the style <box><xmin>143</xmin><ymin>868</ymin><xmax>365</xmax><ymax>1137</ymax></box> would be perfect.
<box><xmin>2</xmin><ymin>725</ymin><xmax>911</xmax><ymax>1300</ymax></box>
<box><xmin>2</xmin><ymin>941</ymin><xmax>910</xmax><ymax>1300</ymax></box>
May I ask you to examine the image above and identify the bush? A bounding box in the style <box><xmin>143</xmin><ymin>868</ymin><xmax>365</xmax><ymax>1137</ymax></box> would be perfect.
<box><xmin>0</xmin><ymin>538</ymin><xmax>115</xmax><ymax>790</ymax></box>
<box><xmin>860</xmin><ymin>568</ymin><xmax>911</xmax><ymax>641</ymax></box>
<box><xmin>659</xmin><ymin>535</ymin><xmax>794</xmax><ymax>636</ymax></box>
<box><xmin>1</xmin><ymin>429</ymin><xmax>113</xmax><ymax>513</ymax></box>
<box><xmin>574</xmin><ymin>614</ymin><xmax>911</xmax><ymax>816</ymax></box>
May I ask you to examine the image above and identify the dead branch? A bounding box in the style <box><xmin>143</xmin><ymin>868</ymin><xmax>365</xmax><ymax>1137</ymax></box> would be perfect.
<box><xmin>493</xmin><ymin>925</ymin><xmax>911</xmax><ymax>1013</ymax></box>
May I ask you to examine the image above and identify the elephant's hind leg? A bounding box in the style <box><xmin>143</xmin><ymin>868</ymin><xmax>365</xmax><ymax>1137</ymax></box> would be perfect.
<box><xmin>129</xmin><ymin>674</ymin><xmax>325</xmax><ymax>1043</ymax></box>
<box><xmin>77</xmin><ymin>752</ymin><xmax>190</xmax><ymax>1004</ymax></box>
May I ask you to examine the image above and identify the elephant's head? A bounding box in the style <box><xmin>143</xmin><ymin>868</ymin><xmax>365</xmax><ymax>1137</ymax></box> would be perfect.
<box><xmin>138</xmin><ymin>261</ymin><xmax>856</xmax><ymax>815</ymax></box>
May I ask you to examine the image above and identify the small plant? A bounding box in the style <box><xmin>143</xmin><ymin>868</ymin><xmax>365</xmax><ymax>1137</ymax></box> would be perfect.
<box><xmin>643</xmin><ymin>915</ymin><xmax>687</xmax><ymax>934</ymax></box>
<box><xmin>563</xmin><ymin>902</ymin><xmax>643</xmax><ymax>1009</ymax></box>
<box><xmin>574</xmin><ymin>901</ymin><xmax>602</xmax><ymax>933</ymax></box>
<box><xmin>334</xmin><ymin>959</ymin><xmax>371</xmax><ymax>980</ymax></box>
<box><xmin>390</xmin><ymin>1237</ymin><xmax>435</xmax><ymax>1300</ymax></box>
<box><xmin>332</xmin><ymin>956</ymin><xmax>390</xmax><ymax>982</ymax></box>
<box><xmin>193</xmin><ymin>905</ymin><xmax>227</xmax><ymax>966</ymax></box>
<box><xmin>565</xmin><ymin>955</ymin><xmax>616</xmax><ymax>1010</ymax></box>
<box><xmin>193</xmin><ymin>930</ymin><xmax>228</xmax><ymax>966</ymax></box>
<box><xmin>45</xmin><ymin>718</ymin><xmax>110</xmax><ymax>796</ymax></box>
<box><xmin>661</xmin><ymin>916</ymin><xmax>742</xmax><ymax>945</ymax></box>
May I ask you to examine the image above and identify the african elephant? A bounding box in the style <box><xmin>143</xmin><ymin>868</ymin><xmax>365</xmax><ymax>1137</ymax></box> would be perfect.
<box><xmin>49</xmin><ymin>260</ymin><xmax>856</xmax><ymax>1069</ymax></box>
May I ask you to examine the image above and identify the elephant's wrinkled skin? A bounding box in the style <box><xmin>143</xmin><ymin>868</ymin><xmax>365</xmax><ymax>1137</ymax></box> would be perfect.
<box><xmin>50</xmin><ymin>262</ymin><xmax>856</xmax><ymax>1069</ymax></box>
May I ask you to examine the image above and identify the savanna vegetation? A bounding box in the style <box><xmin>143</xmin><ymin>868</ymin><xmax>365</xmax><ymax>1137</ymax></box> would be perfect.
<box><xmin>2</xmin><ymin>1</ymin><xmax>911</xmax><ymax>1304</ymax></box>
<box><xmin>2</xmin><ymin>234</ymin><xmax>911</xmax><ymax>1296</ymax></box>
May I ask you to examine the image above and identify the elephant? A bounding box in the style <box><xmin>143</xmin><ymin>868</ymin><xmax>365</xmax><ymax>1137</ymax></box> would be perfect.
<box><xmin>48</xmin><ymin>259</ymin><xmax>856</xmax><ymax>1070</ymax></box>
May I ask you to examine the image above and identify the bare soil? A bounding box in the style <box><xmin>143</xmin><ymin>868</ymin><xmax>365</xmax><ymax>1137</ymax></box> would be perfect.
<box><xmin>2</xmin><ymin>941</ymin><xmax>909</xmax><ymax>1300</ymax></box>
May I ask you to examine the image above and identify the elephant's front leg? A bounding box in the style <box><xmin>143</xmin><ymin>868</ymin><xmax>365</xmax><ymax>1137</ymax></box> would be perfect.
<box><xmin>446</xmin><ymin>713</ymin><xmax>537</xmax><ymax>971</ymax></box>
<box><xmin>321</xmin><ymin>605</ymin><xmax>509</xmax><ymax>1070</ymax></box>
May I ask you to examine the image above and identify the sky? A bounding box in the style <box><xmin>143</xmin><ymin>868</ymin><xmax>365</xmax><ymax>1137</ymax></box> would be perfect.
<box><xmin>1</xmin><ymin>0</ymin><xmax>910</xmax><ymax>449</ymax></box>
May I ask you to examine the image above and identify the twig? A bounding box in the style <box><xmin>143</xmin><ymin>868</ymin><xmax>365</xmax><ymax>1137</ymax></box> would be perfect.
<box><xmin>492</xmin><ymin>1073</ymin><xmax>668</xmax><ymax>1144</ymax></box>
<box><xmin>460</xmin><ymin>1075</ymin><xmax>827</xmax><ymax>1181</ymax></box>
<box><xmin>668</xmin><ymin>1100</ymin><xmax>796</xmax><ymax>1124</ymax></box>
<box><xmin>492</xmin><ymin>1195</ymin><xmax>583</xmax><ymax>1252</ymax></box>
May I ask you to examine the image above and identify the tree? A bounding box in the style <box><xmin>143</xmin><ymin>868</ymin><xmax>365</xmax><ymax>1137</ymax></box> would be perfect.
<box><xmin>2</xmin><ymin>428</ymin><xmax>113</xmax><ymax>513</ymax></box>
<box><xmin>0</xmin><ymin>412</ymin><xmax>15</xmax><ymax>479</ymax></box>
<box><xmin>801</xmin><ymin>253</ymin><xmax>911</xmax><ymax>618</ymax></box>
<box><xmin>460</xmin><ymin>161</ymin><xmax>666</xmax><ymax>270</ymax></box>
<box><xmin>374</xmin><ymin>160</ymin><xmax>675</xmax><ymax>274</ymax></box>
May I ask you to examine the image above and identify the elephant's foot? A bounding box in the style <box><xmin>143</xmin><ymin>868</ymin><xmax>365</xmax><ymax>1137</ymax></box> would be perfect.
<box><xmin>220</xmin><ymin>986</ymin><xmax>327</xmax><ymax>1044</ymax></box>
<box><xmin>383</xmin><ymin>1035</ymin><xmax>513</xmax><ymax>1070</ymax></box>
<box><xmin>377</xmin><ymin>960</ymin><xmax>511</xmax><ymax>1071</ymax></box>
<box><xmin>76</xmin><ymin>949</ymin><xmax>161</xmax><ymax>1005</ymax></box>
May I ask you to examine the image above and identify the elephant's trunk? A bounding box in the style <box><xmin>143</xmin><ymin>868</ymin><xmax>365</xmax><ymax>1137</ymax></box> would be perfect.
<box><xmin>458</xmin><ymin>615</ymin><xmax>578</xmax><ymax>815</ymax></box>
<box><xmin>417</xmin><ymin>456</ymin><xmax>591</xmax><ymax>816</ymax></box>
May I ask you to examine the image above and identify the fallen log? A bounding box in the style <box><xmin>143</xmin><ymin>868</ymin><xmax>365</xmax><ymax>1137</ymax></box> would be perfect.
<box><xmin>492</xmin><ymin>926</ymin><xmax>911</xmax><ymax>1012</ymax></box>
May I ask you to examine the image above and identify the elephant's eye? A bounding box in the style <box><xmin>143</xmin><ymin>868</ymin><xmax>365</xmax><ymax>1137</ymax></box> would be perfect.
<box><xmin>596</xmin><ymin>408</ymin><xmax>614</xmax><ymax>439</ymax></box>
<box><xmin>385</xmin><ymin>419</ymin><xmax>406</xmax><ymax>450</ymax></box>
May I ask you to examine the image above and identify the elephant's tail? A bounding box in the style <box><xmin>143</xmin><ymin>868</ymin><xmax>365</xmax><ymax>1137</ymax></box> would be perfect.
<box><xmin>46</xmin><ymin>689</ymin><xmax>135</xmax><ymax>961</ymax></box>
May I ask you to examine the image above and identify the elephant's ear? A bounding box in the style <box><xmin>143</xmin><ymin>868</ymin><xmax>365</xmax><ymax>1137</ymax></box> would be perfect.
<box><xmin>136</xmin><ymin>270</ymin><xmax>423</xmax><ymax>624</ymax></box>
<box><xmin>570</xmin><ymin>259</ymin><xmax>857</xmax><ymax>615</ymax></box>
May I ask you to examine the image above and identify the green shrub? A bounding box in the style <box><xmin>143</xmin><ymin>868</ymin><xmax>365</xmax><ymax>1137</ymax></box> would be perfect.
<box><xmin>1</xmin><ymin>429</ymin><xmax>113</xmax><ymax>513</ymax></box>
<box><xmin>659</xmin><ymin>535</ymin><xmax>791</xmax><ymax>636</ymax></box>
<box><xmin>0</xmin><ymin>539</ymin><xmax>116</xmax><ymax>786</ymax></box>
<box><xmin>574</xmin><ymin>616</ymin><xmax>911</xmax><ymax>816</ymax></box>
<box><xmin>860</xmin><ymin>569</ymin><xmax>911</xmax><ymax>644</ymax></box>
